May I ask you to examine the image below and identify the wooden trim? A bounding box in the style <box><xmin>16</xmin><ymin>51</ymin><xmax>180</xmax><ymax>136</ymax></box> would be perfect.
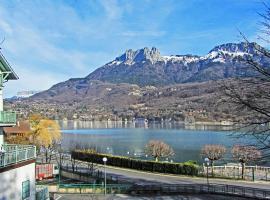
<box><xmin>0</xmin><ymin>159</ymin><xmax>35</xmax><ymax>173</ymax></box>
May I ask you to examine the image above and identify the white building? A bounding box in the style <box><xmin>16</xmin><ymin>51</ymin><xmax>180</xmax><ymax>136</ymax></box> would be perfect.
<box><xmin>0</xmin><ymin>52</ymin><xmax>37</xmax><ymax>200</ymax></box>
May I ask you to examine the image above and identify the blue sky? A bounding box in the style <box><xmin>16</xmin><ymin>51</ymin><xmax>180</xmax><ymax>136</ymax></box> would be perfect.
<box><xmin>0</xmin><ymin>0</ymin><xmax>267</xmax><ymax>97</ymax></box>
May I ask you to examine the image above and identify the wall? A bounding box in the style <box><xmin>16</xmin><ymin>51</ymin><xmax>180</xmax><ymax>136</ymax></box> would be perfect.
<box><xmin>0</xmin><ymin>162</ymin><xmax>36</xmax><ymax>200</ymax></box>
<box><xmin>0</xmin><ymin>89</ymin><xmax>3</xmax><ymax>112</ymax></box>
<box><xmin>0</xmin><ymin>128</ymin><xmax>3</xmax><ymax>146</ymax></box>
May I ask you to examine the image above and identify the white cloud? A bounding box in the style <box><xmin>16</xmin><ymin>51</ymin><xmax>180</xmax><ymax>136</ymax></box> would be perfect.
<box><xmin>0</xmin><ymin>2</ymin><xmax>114</xmax><ymax>97</ymax></box>
<box><xmin>0</xmin><ymin>0</ymin><xmax>179</xmax><ymax>97</ymax></box>
<box><xmin>0</xmin><ymin>6</ymin><xmax>92</xmax><ymax>73</ymax></box>
<box><xmin>0</xmin><ymin>20</ymin><xmax>12</xmax><ymax>34</ymax></box>
<box><xmin>4</xmin><ymin>67</ymin><xmax>69</xmax><ymax>98</ymax></box>
<box><xmin>121</xmin><ymin>30</ymin><xmax>166</xmax><ymax>37</ymax></box>
<box><xmin>100</xmin><ymin>0</ymin><xmax>123</xmax><ymax>20</ymax></box>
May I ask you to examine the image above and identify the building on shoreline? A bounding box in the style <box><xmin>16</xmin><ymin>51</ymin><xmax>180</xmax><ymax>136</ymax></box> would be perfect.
<box><xmin>4</xmin><ymin>121</ymin><xmax>31</xmax><ymax>137</ymax></box>
<box><xmin>0</xmin><ymin>52</ymin><xmax>37</xmax><ymax>200</ymax></box>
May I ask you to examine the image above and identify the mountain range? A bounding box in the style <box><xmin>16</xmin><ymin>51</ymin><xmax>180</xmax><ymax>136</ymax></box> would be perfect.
<box><xmin>9</xmin><ymin>42</ymin><xmax>269</xmax><ymax>121</ymax></box>
<box><xmin>86</xmin><ymin>42</ymin><xmax>266</xmax><ymax>85</ymax></box>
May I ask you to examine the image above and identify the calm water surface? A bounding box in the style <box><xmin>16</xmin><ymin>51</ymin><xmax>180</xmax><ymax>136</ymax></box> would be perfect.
<box><xmin>60</xmin><ymin>121</ymin><xmax>249</xmax><ymax>164</ymax></box>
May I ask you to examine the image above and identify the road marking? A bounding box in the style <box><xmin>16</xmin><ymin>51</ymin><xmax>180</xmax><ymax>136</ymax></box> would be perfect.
<box><xmin>54</xmin><ymin>194</ymin><xmax>62</xmax><ymax>200</ymax></box>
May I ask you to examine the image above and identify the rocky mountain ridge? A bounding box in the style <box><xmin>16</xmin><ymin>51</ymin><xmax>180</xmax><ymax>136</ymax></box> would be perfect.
<box><xmin>86</xmin><ymin>42</ymin><xmax>267</xmax><ymax>86</ymax></box>
<box><xmin>108</xmin><ymin>42</ymin><xmax>260</xmax><ymax>66</ymax></box>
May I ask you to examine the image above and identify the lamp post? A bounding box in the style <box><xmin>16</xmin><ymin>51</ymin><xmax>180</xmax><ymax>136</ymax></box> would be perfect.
<box><xmin>204</xmin><ymin>158</ymin><xmax>210</xmax><ymax>186</ymax></box>
<box><xmin>58</xmin><ymin>163</ymin><xmax>61</xmax><ymax>186</ymax></box>
<box><xmin>58</xmin><ymin>141</ymin><xmax>62</xmax><ymax>186</ymax></box>
<box><xmin>103</xmin><ymin>157</ymin><xmax>107</xmax><ymax>195</ymax></box>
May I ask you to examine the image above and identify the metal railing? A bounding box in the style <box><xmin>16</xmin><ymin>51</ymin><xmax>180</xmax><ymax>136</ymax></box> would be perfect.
<box><xmin>0</xmin><ymin>111</ymin><xmax>16</xmax><ymax>124</ymax></box>
<box><xmin>55</xmin><ymin>183</ymin><xmax>270</xmax><ymax>199</ymax></box>
<box><xmin>58</xmin><ymin>183</ymin><xmax>132</xmax><ymax>194</ymax></box>
<box><xmin>0</xmin><ymin>144</ymin><xmax>36</xmax><ymax>168</ymax></box>
<box><xmin>131</xmin><ymin>184</ymin><xmax>270</xmax><ymax>199</ymax></box>
<box><xmin>202</xmin><ymin>165</ymin><xmax>270</xmax><ymax>181</ymax></box>
<box><xmin>36</xmin><ymin>185</ymin><xmax>50</xmax><ymax>200</ymax></box>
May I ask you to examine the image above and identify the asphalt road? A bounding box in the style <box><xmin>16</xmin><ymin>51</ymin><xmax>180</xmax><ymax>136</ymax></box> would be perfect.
<box><xmin>98</xmin><ymin>164</ymin><xmax>270</xmax><ymax>189</ymax></box>
<box><xmin>62</xmin><ymin>159</ymin><xmax>270</xmax><ymax>190</ymax></box>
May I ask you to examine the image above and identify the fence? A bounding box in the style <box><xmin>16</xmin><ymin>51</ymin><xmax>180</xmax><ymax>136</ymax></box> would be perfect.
<box><xmin>58</xmin><ymin>183</ymin><xmax>132</xmax><ymax>194</ymax></box>
<box><xmin>52</xmin><ymin>183</ymin><xmax>270</xmax><ymax>199</ymax></box>
<box><xmin>130</xmin><ymin>184</ymin><xmax>270</xmax><ymax>199</ymax></box>
<box><xmin>0</xmin><ymin>144</ymin><xmax>36</xmax><ymax>167</ymax></box>
<box><xmin>36</xmin><ymin>185</ymin><xmax>50</xmax><ymax>200</ymax></box>
<box><xmin>0</xmin><ymin>111</ymin><xmax>16</xmax><ymax>124</ymax></box>
<box><xmin>61</xmin><ymin>167</ymin><xmax>121</xmax><ymax>184</ymax></box>
<box><xmin>202</xmin><ymin>165</ymin><xmax>270</xmax><ymax>181</ymax></box>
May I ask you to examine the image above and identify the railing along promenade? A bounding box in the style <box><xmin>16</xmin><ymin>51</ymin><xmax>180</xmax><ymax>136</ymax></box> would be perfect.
<box><xmin>202</xmin><ymin>164</ymin><xmax>270</xmax><ymax>181</ymax></box>
<box><xmin>131</xmin><ymin>184</ymin><xmax>270</xmax><ymax>199</ymax></box>
<box><xmin>53</xmin><ymin>182</ymin><xmax>270</xmax><ymax>199</ymax></box>
<box><xmin>0</xmin><ymin>144</ymin><xmax>36</xmax><ymax>167</ymax></box>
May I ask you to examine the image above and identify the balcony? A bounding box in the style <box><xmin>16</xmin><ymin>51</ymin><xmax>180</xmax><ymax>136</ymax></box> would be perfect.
<box><xmin>0</xmin><ymin>111</ymin><xmax>16</xmax><ymax>126</ymax></box>
<box><xmin>0</xmin><ymin>144</ymin><xmax>36</xmax><ymax>168</ymax></box>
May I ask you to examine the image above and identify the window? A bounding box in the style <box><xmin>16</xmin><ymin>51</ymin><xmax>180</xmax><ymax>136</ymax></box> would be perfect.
<box><xmin>22</xmin><ymin>180</ymin><xmax>30</xmax><ymax>200</ymax></box>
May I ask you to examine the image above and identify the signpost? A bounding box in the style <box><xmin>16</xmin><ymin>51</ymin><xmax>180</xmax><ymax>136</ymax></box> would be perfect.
<box><xmin>204</xmin><ymin>157</ymin><xmax>210</xmax><ymax>186</ymax></box>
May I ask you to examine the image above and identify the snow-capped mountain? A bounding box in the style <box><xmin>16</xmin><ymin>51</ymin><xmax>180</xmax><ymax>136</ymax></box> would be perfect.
<box><xmin>20</xmin><ymin>42</ymin><xmax>269</xmax><ymax>108</ymax></box>
<box><xmin>107</xmin><ymin>42</ymin><xmax>264</xmax><ymax>65</ymax></box>
<box><xmin>86</xmin><ymin>42</ymin><xmax>267</xmax><ymax>85</ymax></box>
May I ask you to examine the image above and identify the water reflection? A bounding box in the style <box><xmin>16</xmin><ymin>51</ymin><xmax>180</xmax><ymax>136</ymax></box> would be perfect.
<box><xmin>58</xmin><ymin>120</ymin><xmax>234</xmax><ymax>131</ymax></box>
<box><xmin>60</xmin><ymin>121</ymin><xmax>248</xmax><ymax>164</ymax></box>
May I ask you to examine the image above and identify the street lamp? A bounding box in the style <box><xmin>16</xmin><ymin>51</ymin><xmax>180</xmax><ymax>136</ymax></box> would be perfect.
<box><xmin>103</xmin><ymin>157</ymin><xmax>108</xmax><ymax>195</ymax></box>
<box><xmin>204</xmin><ymin>157</ymin><xmax>210</xmax><ymax>186</ymax></box>
<box><xmin>57</xmin><ymin>141</ymin><xmax>62</xmax><ymax>186</ymax></box>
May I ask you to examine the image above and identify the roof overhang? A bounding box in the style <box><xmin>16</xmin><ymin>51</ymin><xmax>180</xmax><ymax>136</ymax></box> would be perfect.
<box><xmin>0</xmin><ymin>51</ymin><xmax>19</xmax><ymax>80</ymax></box>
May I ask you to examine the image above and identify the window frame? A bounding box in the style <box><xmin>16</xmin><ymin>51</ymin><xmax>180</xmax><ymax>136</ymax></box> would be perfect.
<box><xmin>22</xmin><ymin>180</ymin><xmax>30</xmax><ymax>200</ymax></box>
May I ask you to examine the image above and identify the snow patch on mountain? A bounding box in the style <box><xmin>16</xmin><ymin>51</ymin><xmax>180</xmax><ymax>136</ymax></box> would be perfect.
<box><xmin>108</xmin><ymin>42</ymin><xmax>258</xmax><ymax>66</ymax></box>
<box><xmin>162</xmin><ymin>55</ymin><xmax>200</xmax><ymax>64</ymax></box>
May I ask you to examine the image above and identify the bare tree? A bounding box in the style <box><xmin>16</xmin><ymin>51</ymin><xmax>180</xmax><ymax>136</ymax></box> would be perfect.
<box><xmin>201</xmin><ymin>144</ymin><xmax>226</xmax><ymax>176</ymax></box>
<box><xmin>231</xmin><ymin>145</ymin><xmax>261</xmax><ymax>179</ymax></box>
<box><xmin>145</xmin><ymin>140</ymin><xmax>174</xmax><ymax>162</ymax></box>
<box><xmin>221</xmin><ymin>4</ymin><xmax>270</xmax><ymax>159</ymax></box>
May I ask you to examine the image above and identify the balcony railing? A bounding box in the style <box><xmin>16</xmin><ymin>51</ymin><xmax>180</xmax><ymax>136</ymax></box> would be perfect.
<box><xmin>0</xmin><ymin>144</ymin><xmax>36</xmax><ymax>168</ymax></box>
<box><xmin>0</xmin><ymin>111</ymin><xmax>16</xmax><ymax>125</ymax></box>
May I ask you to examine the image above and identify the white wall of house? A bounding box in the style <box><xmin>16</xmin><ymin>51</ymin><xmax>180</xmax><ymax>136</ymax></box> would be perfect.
<box><xmin>0</xmin><ymin>89</ymin><xmax>3</xmax><ymax>112</ymax></box>
<box><xmin>0</xmin><ymin>162</ymin><xmax>36</xmax><ymax>200</ymax></box>
<box><xmin>0</xmin><ymin>128</ymin><xmax>3</xmax><ymax>147</ymax></box>
<box><xmin>0</xmin><ymin>86</ymin><xmax>3</xmax><ymax>146</ymax></box>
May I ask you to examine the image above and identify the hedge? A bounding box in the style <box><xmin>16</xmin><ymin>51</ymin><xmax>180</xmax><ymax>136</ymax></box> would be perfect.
<box><xmin>71</xmin><ymin>151</ymin><xmax>199</xmax><ymax>176</ymax></box>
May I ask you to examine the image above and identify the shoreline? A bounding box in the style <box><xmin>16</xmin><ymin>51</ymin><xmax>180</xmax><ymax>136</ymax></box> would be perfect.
<box><xmin>57</xmin><ymin>119</ymin><xmax>236</xmax><ymax>126</ymax></box>
<box><xmin>57</xmin><ymin>119</ymin><xmax>237</xmax><ymax>131</ymax></box>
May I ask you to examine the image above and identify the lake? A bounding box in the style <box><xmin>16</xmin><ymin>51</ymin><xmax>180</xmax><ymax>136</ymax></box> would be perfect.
<box><xmin>60</xmin><ymin>120</ymin><xmax>250</xmax><ymax>164</ymax></box>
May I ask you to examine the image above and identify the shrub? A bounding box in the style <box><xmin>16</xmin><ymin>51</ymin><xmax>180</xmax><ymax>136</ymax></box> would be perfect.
<box><xmin>141</xmin><ymin>161</ymin><xmax>153</xmax><ymax>171</ymax></box>
<box><xmin>153</xmin><ymin>162</ymin><xmax>165</xmax><ymax>173</ymax></box>
<box><xmin>71</xmin><ymin>150</ymin><xmax>199</xmax><ymax>176</ymax></box>
<box><xmin>164</xmin><ymin>163</ymin><xmax>178</xmax><ymax>174</ymax></box>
